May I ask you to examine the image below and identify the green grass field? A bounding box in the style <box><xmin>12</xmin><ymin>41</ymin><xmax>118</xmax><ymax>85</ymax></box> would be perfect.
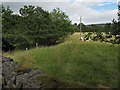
<box><xmin>3</xmin><ymin>32</ymin><xmax>118</xmax><ymax>88</ymax></box>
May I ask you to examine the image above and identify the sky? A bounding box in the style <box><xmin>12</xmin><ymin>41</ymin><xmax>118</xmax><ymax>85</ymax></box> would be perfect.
<box><xmin>1</xmin><ymin>0</ymin><xmax>119</xmax><ymax>25</ymax></box>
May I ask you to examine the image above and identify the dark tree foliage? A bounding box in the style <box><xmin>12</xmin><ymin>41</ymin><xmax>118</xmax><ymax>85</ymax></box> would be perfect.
<box><xmin>115</xmin><ymin>7</ymin><xmax>120</xmax><ymax>44</ymax></box>
<box><xmin>2</xmin><ymin>6</ymin><xmax>13</xmax><ymax>33</ymax></box>
<box><xmin>2</xmin><ymin>6</ymin><xmax>15</xmax><ymax>51</ymax></box>
<box><xmin>19</xmin><ymin>5</ymin><xmax>52</xmax><ymax>45</ymax></box>
<box><xmin>116</xmin><ymin>2</ymin><xmax>120</xmax><ymax>44</ymax></box>
<box><xmin>50</xmin><ymin>8</ymin><xmax>74</xmax><ymax>43</ymax></box>
<box><xmin>2</xmin><ymin>5</ymin><xmax>75</xmax><ymax>51</ymax></box>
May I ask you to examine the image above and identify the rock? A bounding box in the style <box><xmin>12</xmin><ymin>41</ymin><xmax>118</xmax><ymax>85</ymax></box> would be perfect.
<box><xmin>26</xmin><ymin>67</ymin><xmax>32</xmax><ymax>72</ymax></box>
<box><xmin>23</xmin><ymin>76</ymin><xmax>40</xmax><ymax>88</ymax></box>
<box><xmin>10</xmin><ymin>61</ymin><xmax>21</xmax><ymax>69</ymax></box>
<box><xmin>2</xmin><ymin>57</ymin><xmax>13</xmax><ymax>63</ymax></box>
<box><xmin>8</xmin><ymin>71</ymin><xmax>17</xmax><ymax>79</ymax></box>
<box><xmin>0</xmin><ymin>64</ymin><xmax>2</xmax><ymax>75</ymax></box>
<box><xmin>2</xmin><ymin>67</ymin><xmax>13</xmax><ymax>77</ymax></box>
<box><xmin>24</xmin><ymin>69</ymin><xmax>44</xmax><ymax>80</ymax></box>
<box><xmin>23</xmin><ymin>69</ymin><xmax>44</xmax><ymax>88</ymax></box>
<box><xmin>2</xmin><ymin>85</ymin><xmax>10</xmax><ymax>88</ymax></box>
<box><xmin>0</xmin><ymin>75</ymin><xmax>2</xmax><ymax>89</ymax></box>
<box><xmin>2</xmin><ymin>57</ymin><xmax>44</xmax><ymax>88</ymax></box>
<box><xmin>15</xmin><ymin>74</ymin><xmax>25</xmax><ymax>88</ymax></box>
<box><xmin>7</xmin><ymin>80</ymin><xmax>16</xmax><ymax>88</ymax></box>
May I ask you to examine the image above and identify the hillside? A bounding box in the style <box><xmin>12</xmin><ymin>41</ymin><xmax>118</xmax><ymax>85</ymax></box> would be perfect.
<box><xmin>3</xmin><ymin>32</ymin><xmax>118</xmax><ymax>88</ymax></box>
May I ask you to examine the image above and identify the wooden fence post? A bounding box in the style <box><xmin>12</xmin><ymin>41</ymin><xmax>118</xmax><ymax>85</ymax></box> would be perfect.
<box><xmin>58</xmin><ymin>47</ymin><xmax>60</xmax><ymax>67</ymax></box>
<box><xmin>67</xmin><ymin>44</ymin><xmax>69</xmax><ymax>56</ymax></box>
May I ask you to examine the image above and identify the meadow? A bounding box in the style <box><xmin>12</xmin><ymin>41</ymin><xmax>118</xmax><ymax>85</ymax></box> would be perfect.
<box><xmin>3</xmin><ymin>32</ymin><xmax>118</xmax><ymax>88</ymax></box>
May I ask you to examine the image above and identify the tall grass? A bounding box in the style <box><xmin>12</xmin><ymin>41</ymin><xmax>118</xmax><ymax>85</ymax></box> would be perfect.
<box><xmin>4</xmin><ymin>32</ymin><xmax>118</xmax><ymax>88</ymax></box>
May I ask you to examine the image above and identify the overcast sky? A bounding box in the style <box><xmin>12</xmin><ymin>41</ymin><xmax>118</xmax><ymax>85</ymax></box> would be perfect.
<box><xmin>1</xmin><ymin>0</ymin><xmax>119</xmax><ymax>25</ymax></box>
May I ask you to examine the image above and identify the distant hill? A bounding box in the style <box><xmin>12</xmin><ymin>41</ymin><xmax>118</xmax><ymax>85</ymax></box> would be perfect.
<box><xmin>87</xmin><ymin>23</ymin><xmax>106</xmax><ymax>26</ymax></box>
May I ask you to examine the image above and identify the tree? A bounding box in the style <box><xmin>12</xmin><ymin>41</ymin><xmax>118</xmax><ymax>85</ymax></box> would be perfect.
<box><xmin>118</xmin><ymin>1</ymin><xmax>120</xmax><ymax>22</ymax></box>
<box><xmin>1</xmin><ymin>5</ymin><xmax>76</xmax><ymax>51</ymax></box>
<box><xmin>74</xmin><ymin>23</ymin><xmax>77</xmax><ymax>26</ymax></box>
<box><xmin>2</xmin><ymin>6</ymin><xmax>15</xmax><ymax>51</ymax></box>
<box><xmin>19</xmin><ymin>5</ymin><xmax>51</xmax><ymax>45</ymax></box>
<box><xmin>115</xmin><ymin>3</ymin><xmax>120</xmax><ymax>44</ymax></box>
<box><xmin>2</xmin><ymin>5</ymin><xmax>13</xmax><ymax>33</ymax></box>
<box><xmin>19</xmin><ymin>6</ymin><xmax>74</xmax><ymax>46</ymax></box>
<box><xmin>49</xmin><ymin>8</ymin><xmax>73</xmax><ymax>44</ymax></box>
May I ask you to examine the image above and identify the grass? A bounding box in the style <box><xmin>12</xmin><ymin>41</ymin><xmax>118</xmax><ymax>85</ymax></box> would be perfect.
<box><xmin>3</xmin><ymin>32</ymin><xmax>118</xmax><ymax>88</ymax></box>
<box><xmin>35</xmin><ymin>75</ymin><xmax>87</xmax><ymax>88</ymax></box>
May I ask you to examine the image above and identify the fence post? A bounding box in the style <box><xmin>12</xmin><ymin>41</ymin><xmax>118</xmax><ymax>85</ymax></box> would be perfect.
<box><xmin>58</xmin><ymin>47</ymin><xmax>60</xmax><ymax>67</ymax></box>
<box><xmin>36</xmin><ymin>43</ymin><xmax>38</xmax><ymax>48</ymax></box>
<box><xmin>67</xmin><ymin>44</ymin><xmax>69</xmax><ymax>56</ymax></box>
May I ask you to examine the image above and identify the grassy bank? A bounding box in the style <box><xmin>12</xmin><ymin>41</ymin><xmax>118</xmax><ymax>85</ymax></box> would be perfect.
<box><xmin>3</xmin><ymin>33</ymin><xmax>118</xmax><ymax>88</ymax></box>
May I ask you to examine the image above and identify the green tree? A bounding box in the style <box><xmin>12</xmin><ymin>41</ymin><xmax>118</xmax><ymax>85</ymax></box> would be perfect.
<box><xmin>1</xmin><ymin>5</ymin><xmax>77</xmax><ymax>51</ymax></box>
<box><xmin>2</xmin><ymin>5</ymin><xmax>15</xmax><ymax>51</ymax></box>
<box><xmin>48</xmin><ymin>8</ymin><xmax>74</xmax><ymax>44</ymax></box>
<box><xmin>2</xmin><ymin>5</ymin><xmax>13</xmax><ymax>33</ymax></box>
<box><xmin>19</xmin><ymin>6</ymin><xmax>74</xmax><ymax>46</ymax></box>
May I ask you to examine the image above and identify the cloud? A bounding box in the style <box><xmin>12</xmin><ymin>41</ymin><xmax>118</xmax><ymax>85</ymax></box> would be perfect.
<box><xmin>61</xmin><ymin>2</ymin><xmax>117</xmax><ymax>24</ymax></box>
<box><xmin>98</xmin><ymin>2</ymin><xmax>112</xmax><ymax>6</ymax></box>
<box><xmin>1</xmin><ymin>0</ymin><xmax>71</xmax><ymax>2</ymax></box>
<box><xmin>84</xmin><ymin>9</ymin><xmax>118</xmax><ymax>24</ymax></box>
<box><xmin>1</xmin><ymin>0</ymin><xmax>118</xmax><ymax>3</ymax></box>
<box><xmin>75</xmin><ymin>0</ymin><xmax>116</xmax><ymax>2</ymax></box>
<box><xmin>2</xmin><ymin>2</ymin><xmax>118</xmax><ymax>25</ymax></box>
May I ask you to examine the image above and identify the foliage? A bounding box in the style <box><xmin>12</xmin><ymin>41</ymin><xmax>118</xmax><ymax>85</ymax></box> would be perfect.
<box><xmin>2</xmin><ymin>36</ymin><xmax>13</xmax><ymax>52</ymax></box>
<box><xmin>2</xmin><ymin>5</ymin><xmax>75</xmax><ymax>51</ymax></box>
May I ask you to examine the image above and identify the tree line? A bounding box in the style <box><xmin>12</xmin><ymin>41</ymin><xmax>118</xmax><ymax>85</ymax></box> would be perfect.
<box><xmin>74</xmin><ymin>21</ymin><xmax>118</xmax><ymax>33</ymax></box>
<box><xmin>2</xmin><ymin>5</ymin><xmax>76</xmax><ymax>52</ymax></box>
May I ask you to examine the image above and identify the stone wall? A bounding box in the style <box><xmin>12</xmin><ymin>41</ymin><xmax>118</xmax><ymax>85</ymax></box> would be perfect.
<box><xmin>2</xmin><ymin>56</ymin><xmax>44</xmax><ymax>88</ymax></box>
<box><xmin>0</xmin><ymin>55</ymin><xmax>2</xmax><ymax>90</ymax></box>
<box><xmin>1</xmin><ymin>56</ymin><xmax>88</xmax><ymax>89</ymax></box>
